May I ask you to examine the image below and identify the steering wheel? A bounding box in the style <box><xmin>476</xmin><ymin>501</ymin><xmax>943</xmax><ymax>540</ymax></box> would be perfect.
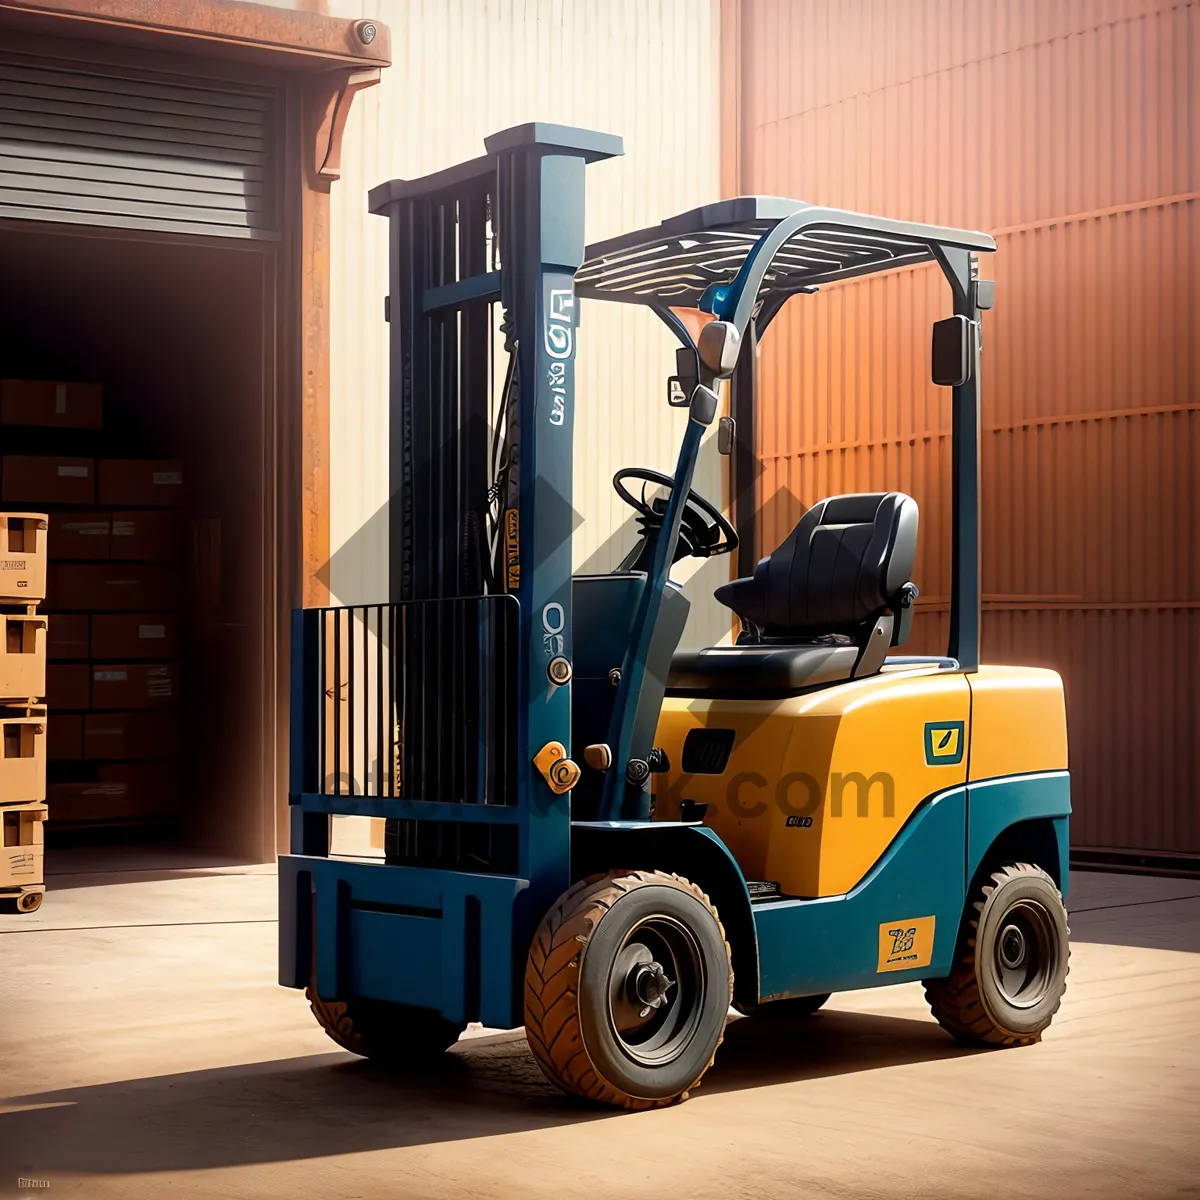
<box><xmin>613</xmin><ymin>467</ymin><xmax>738</xmax><ymax>562</ymax></box>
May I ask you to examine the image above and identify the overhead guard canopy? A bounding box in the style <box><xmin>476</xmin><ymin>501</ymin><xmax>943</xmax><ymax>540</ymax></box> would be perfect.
<box><xmin>576</xmin><ymin>196</ymin><xmax>996</xmax><ymax>314</ymax></box>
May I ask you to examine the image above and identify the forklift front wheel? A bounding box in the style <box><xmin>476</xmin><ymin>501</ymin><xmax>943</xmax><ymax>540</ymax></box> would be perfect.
<box><xmin>306</xmin><ymin>987</ymin><xmax>466</xmax><ymax>1065</ymax></box>
<box><xmin>524</xmin><ymin>870</ymin><xmax>732</xmax><ymax>1110</ymax></box>
<box><xmin>925</xmin><ymin>862</ymin><xmax>1069</xmax><ymax>1047</ymax></box>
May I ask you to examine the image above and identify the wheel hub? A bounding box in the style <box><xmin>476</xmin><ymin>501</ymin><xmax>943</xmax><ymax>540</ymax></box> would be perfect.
<box><xmin>630</xmin><ymin>960</ymin><xmax>675</xmax><ymax>1017</ymax></box>
<box><xmin>999</xmin><ymin>924</ymin><xmax>1027</xmax><ymax>969</ymax></box>
<box><xmin>993</xmin><ymin>899</ymin><xmax>1058</xmax><ymax>1009</ymax></box>
<box><xmin>605</xmin><ymin>915</ymin><xmax>706</xmax><ymax>1067</ymax></box>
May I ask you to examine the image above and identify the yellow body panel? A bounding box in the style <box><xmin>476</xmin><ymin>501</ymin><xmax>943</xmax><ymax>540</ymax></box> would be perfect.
<box><xmin>652</xmin><ymin>668</ymin><xmax>971</xmax><ymax>897</ymax></box>
<box><xmin>652</xmin><ymin>663</ymin><xmax>1068</xmax><ymax>898</ymax></box>
<box><xmin>967</xmin><ymin>665</ymin><xmax>1068</xmax><ymax>780</ymax></box>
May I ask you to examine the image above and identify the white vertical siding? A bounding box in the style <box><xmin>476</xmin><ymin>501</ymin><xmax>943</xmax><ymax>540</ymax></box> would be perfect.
<box><xmin>324</xmin><ymin>0</ymin><xmax>728</xmax><ymax>647</ymax></box>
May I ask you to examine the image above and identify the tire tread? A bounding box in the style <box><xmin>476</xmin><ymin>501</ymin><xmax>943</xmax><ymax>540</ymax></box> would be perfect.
<box><xmin>523</xmin><ymin>869</ymin><xmax>732</xmax><ymax>1110</ymax></box>
<box><xmin>925</xmin><ymin>862</ymin><xmax>1070</xmax><ymax>1048</ymax></box>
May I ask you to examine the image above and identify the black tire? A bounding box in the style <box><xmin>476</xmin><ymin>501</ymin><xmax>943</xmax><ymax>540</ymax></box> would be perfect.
<box><xmin>306</xmin><ymin>987</ymin><xmax>465</xmax><ymax>1064</ymax></box>
<box><xmin>524</xmin><ymin>870</ymin><xmax>732</xmax><ymax>1109</ymax></box>
<box><xmin>753</xmin><ymin>992</ymin><xmax>831</xmax><ymax>1019</ymax></box>
<box><xmin>925</xmin><ymin>862</ymin><xmax>1070</xmax><ymax>1047</ymax></box>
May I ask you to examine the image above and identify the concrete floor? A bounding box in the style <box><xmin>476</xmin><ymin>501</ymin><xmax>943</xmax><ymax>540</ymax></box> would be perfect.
<box><xmin>1</xmin><ymin>851</ymin><xmax>1198</xmax><ymax>1200</ymax></box>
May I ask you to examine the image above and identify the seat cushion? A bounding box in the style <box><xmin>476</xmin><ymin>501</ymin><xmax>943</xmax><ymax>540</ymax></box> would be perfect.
<box><xmin>714</xmin><ymin>492</ymin><xmax>918</xmax><ymax>637</ymax></box>
<box><xmin>667</xmin><ymin>643</ymin><xmax>859</xmax><ymax>697</ymax></box>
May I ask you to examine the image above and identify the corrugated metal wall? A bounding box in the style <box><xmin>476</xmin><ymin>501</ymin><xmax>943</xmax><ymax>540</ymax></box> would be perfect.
<box><xmin>316</xmin><ymin>0</ymin><xmax>728</xmax><ymax>649</ymax></box>
<box><xmin>730</xmin><ymin>0</ymin><xmax>1199</xmax><ymax>854</ymax></box>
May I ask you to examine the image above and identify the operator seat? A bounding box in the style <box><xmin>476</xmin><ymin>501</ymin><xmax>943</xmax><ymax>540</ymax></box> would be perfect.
<box><xmin>668</xmin><ymin>492</ymin><xmax>919</xmax><ymax>697</ymax></box>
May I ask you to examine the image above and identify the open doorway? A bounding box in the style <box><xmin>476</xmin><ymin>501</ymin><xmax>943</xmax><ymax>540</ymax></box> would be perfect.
<box><xmin>0</xmin><ymin>221</ymin><xmax>278</xmax><ymax>861</ymax></box>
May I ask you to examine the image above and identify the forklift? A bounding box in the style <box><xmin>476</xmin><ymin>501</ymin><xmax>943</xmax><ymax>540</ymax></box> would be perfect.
<box><xmin>280</xmin><ymin>124</ymin><xmax>1071</xmax><ymax>1110</ymax></box>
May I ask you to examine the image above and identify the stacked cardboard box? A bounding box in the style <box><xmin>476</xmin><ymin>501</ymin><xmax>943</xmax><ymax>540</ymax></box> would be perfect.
<box><xmin>2</xmin><ymin>380</ymin><xmax>183</xmax><ymax>831</ymax></box>
<box><xmin>0</xmin><ymin>512</ymin><xmax>49</xmax><ymax>913</ymax></box>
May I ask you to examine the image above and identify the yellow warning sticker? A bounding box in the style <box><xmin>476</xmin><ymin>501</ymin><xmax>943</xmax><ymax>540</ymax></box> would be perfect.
<box><xmin>504</xmin><ymin>508</ymin><xmax>520</xmax><ymax>591</ymax></box>
<box><xmin>877</xmin><ymin>915</ymin><xmax>936</xmax><ymax>973</ymax></box>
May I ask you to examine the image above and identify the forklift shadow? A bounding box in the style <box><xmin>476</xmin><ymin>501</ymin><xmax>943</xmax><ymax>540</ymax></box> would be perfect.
<box><xmin>702</xmin><ymin>1007</ymin><xmax>979</xmax><ymax>1095</ymax></box>
<box><xmin>0</xmin><ymin>1010</ymin><xmax>972</xmax><ymax>1175</ymax></box>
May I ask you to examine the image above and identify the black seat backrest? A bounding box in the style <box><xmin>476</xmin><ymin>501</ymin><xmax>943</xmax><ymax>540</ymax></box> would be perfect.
<box><xmin>715</xmin><ymin>492</ymin><xmax>918</xmax><ymax>637</ymax></box>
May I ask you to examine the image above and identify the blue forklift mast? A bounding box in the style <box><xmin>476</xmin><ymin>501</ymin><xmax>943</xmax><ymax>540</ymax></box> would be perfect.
<box><xmin>280</xmin><ymin>125</ymin><xmax>622</xmax><ymax>1030</ymax></box>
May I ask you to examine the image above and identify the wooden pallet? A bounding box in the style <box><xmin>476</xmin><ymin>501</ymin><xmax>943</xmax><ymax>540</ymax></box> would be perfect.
<box><xmin>0</xmin><ymin>883</ymin><xmax>45</xmax><ymax>913</ymax></box>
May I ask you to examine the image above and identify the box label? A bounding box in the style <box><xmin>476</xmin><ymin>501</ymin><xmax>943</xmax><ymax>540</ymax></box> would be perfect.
<box><xmin>57</xmin><ymin>465</ymin><xmax>89</xmax><ymax>478</ymax></box>
<box><xmin>138</xmin><ymin>625</ymin><xmax>166</xmax><ymax>639</ymax></box>
<box><xmin>111</xmin><ymin>521</ymin><xmax>134</xmax><ymax>537</ymax></box>
<box><xmin>94</xmin><ymin>669</ymin><xmax>128</xmax><ymax>682</ymax></box>
<box><xmin>66</xmin><ymin>521</ymin><xmax>110</xmax><ymax>536</ymax></box>
<box><xmin>6</xmin><ymin>852</ymin><xmax>35</xmax><ymax>877</ymax></box>
<box><xmin>0</xmin><ymin>559</ymin><xmax>24</xmax><ymax>571</ymax></box>
<box><xmin>153</xmin><ymin>471</ymin><xmax>183</xmax><ymax>485</ymax></box>
<box><xmin>55</xmin><ymin>383</ymin><xmax>67</xmax><ymax>414</ymax></box>
<box><xmin>147</xmin><ymin>667</ymin><xmax>173</xmax><ymax>698</ymax></box>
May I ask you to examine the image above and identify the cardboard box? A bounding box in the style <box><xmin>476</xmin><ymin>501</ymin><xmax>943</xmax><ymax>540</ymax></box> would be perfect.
<box><xmin>48</xmin><ymin>712</ymin><xmax>82</xmax><ymax>761</ymax></box>
<box><xmin>98</xmin><ymin>460</ymin><xmax>183</xmax><ymax>508</ymax></box>
<box><xmin>1</xmin><ymin>802</ymin><xmax>45</xmax><ymax>889</ymax></box>
<box><xmin>2</xmin><ymin>457</ymin><xmax>94</xmax><ymax>505</ymax></box>
<box><xmin>1</xmin><ymin>614</ymin><xmax>47</xmax><ymax>701</ymax></box>
<box><xmin>110</xmin><ymin>510</ymin><xmax>181</xmax><ymax>561</ymax></box>
<box><xmin>1</xmin><ymin>380</ymin><xmax>102</xmax><ymax>430</ymax></box>
<box><xmin>46</xmin><ymin>662</ymin><xmax>90</xmax><ymax>710</ymax></box>
<box><xmin>91</xmin><ymin>662</ymin><xmax>177</xmax><ymax>709</ymax></box>
<box><xmin>46</xmin><ymin>563</ymin><xmax>179</xmax><ymax>611</ymax></box>
<box><xmin>47</xmin><ymin>613</ymin><xmax>88</xmax><ymax>660</ymax></box>
<box><xmin>49</xmin><ymin>511</ymin><xmax>112</xmax><ymax>560</ymax></box>
<box><xmin>46</xmin><ymin>780</ymin><xmax>112</xmax><ymax>823</ymax></box>
<box><xmin>83</xmin><ymin>710</ymin><xmax>179</xmax><ymax>760</ymax></box>
<box><xmin>100</xmin><ymin>763</ymin><xmax>180</xmax><ymax>810</ymax></box>
<box><xmin>91</xmin><ymin>614</ymin><xmax>177</xmax><ymax>660</ymax></box>
<box><xmin>0</xmin><ymin>513</ymin><xmax>48</xmax><ymax>602</ymax></box>
<box><xmin>0</xmin><ymin>707</ymin><xmax>47</xmax><ymax>803</ymax></box>
<box><xmin>48</xmin><ymin>774</ymin><xmax>173</xmax><ymax>823</ymax></box>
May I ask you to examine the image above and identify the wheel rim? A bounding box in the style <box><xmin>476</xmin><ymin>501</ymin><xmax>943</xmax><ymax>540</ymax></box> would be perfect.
<box><xmin>993</xmin><ymin>898</ymin><xmax>1058</xmax><ymax>1008</ymax></box>
<box><xmin>605</xmin><ymin>914</ymin><xmax>706</xmax><ymax>1067</ymax></box>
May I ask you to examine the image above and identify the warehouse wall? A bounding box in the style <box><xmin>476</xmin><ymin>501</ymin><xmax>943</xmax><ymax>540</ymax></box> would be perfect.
<box><xmin>308</xmin><ymin>0</ymin><xmax>728</xmax><ymax>649</ymax></box>
<box><xmin>727</xmin><ymin>0</ymin><xmax>1199</xmax><ymax>854</ymax></box>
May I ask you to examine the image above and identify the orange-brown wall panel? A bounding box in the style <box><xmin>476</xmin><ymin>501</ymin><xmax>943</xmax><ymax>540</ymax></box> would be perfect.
<box><xmin>984</xmin><ymin>609</ymin><xmax>1200</xmax><ymax>853</ymax></box>
<box><xmin>733</xmin><ymin>0</ymin><xmax>1199</xmax><ymax>855</ymax></box>
<box><xmin>741</xmin><ymin>0</ymin><xmax>1197</xmax><ymax>229</ymax></box>
<box><xmin>983</xmin><ymin>410</ymin><xmax>1199</xmax><ymax>604</ymax></box>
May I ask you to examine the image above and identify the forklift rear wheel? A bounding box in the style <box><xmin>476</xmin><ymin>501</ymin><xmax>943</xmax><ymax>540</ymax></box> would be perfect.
<box><xmin>306</xmin><ymin>987</ymin><xmax>465</xmax><ymax>1065</ymax></box>
<box><xmin>753</xmin><ymin>992</ymin><xmax>831</xmax><ymax>1019</ymax></box>
<box><xmin>925</xmin><ymin>862</ymin><xmax>1069</xmax><ymax>1047</ymax></box>
<box><xmin>524</xmin><ymin>870</ymin><xmax>732</xmax><ymax>1109</ymax></box>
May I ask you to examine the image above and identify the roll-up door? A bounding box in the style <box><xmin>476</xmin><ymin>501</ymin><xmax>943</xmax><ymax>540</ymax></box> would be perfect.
<box><xmin>0</xmin><ymin>50</ymin><xmax>277</xmax><ymax>238</ymax></box>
